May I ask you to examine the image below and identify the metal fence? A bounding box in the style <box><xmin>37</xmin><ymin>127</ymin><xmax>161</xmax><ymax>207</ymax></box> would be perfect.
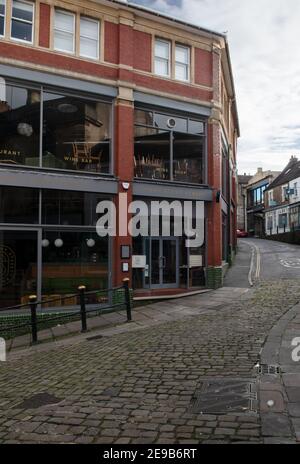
<box><xmin>0</xmin><ymin>279</ymin><xmax>132</xmax><ymax>344</ymax></box>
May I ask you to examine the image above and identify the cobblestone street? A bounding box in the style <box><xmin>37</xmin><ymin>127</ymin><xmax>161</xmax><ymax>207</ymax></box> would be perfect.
<box><xmin>0</xmin><ymin>239</ymin><xmax>300</xmax><ymax>444</ymax></box>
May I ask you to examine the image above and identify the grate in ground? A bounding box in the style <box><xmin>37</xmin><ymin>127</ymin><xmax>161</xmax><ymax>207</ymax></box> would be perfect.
<box><xmin>257</xmin><ymin>364</ymin><xmax>281</xmax><ymax>375</ymax></box>
<box><xmin>189</xmin><ymin>378</ymin><xmax>258</xmax><ymax>414</ymax></box>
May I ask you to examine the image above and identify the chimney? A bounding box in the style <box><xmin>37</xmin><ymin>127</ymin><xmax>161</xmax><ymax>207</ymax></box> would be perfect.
<box><xmin>257</xmin><ymin>167</ymin><xmax>263</xmax><ymax>174</ymax></box>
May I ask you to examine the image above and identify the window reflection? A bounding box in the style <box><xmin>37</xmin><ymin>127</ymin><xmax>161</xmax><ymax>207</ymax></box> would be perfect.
<box><xmin>134</xmin><ymin>109</ymin><xmax>205</xmax><ymax>184</ymax></box>
<box><xmin>0</xmin><ymin>83</ymin><xmax>40</xmax><ymax>166</ymax></box>
<box><xmin>42</xmin><ymin>231</ymin><xmax>108</xmax><ymax>305</ymax></box>
<box><xmin>42</xmin><ymin>190</ymin><xmax>104</xmax><ymax>226</ymax></box>
<box><xmin>134</xmin><ymin>127</ymin><xmax>170</xmax><ymax>180</ymax></box>
<box><xmin>173</xmin><ymin>133</ymin><xmax>204</xmax><ymax>183</ymax></box>
<box><xmin>43</xmin><ymin>93</ymin><xmax>111</xmax><ymax>172</ymax></box>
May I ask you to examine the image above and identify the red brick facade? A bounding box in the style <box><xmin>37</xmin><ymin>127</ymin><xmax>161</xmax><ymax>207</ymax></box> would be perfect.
<box><xmin>0</xmin><ymin>0</ymin><xmax>239</xmax><ymax>290</ymax></box>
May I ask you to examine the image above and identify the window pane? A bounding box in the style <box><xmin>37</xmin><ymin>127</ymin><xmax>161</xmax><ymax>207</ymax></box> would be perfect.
<box><xmin>175</xmin><ymin>46</ymin><xmax>189</xmax><ymax>64</ymax></box>
<box><xmin>12</xmin><ymin>0</ymin><xmax>33</xmax><ymax>22</ymax></box>
<box><xmin>154</xmin><ymin>58</ymin><xmax>169</xmax><ymax>77</ymax></box>
<box><xmin>42</xmin><ymin>190</ymin><xmax>105</xmax><ymax>226</ymax></box>
<box><xmin>0</xmin><ymin>83</ymin><xmax>40</xmax><ymax>166</ymax></box>
<box><xmin>54</xmin><ymin>30</ymin><xmax>74</xmax><ymax>52</ymax></box>
<box><xmin>134</xmin><ymin>126</ymin><xmax>170</xmax><ymax>180</ymax></box>
<box><xmin>189</xmin><ymin>120</ymin><xmax>204</xmax><ymax>134</ymax></box>
<box><xmin>0</xmin><ymin>186</ymin><xmax>39</xmax><ymax>223</ymax></box>
<box><xmin>0</xmin><ymin>0</ymin><xmax>5</xmax><ymax>16</ymax></box>
<box><xmin>134</xmin><ymin>109</ymin><xmax>153</xmax><ymax>126</ymax></box>
<box><xmin>0</xmin><ymin>16</ymin><xmax>4</xmax><ymax>36</ymax></box>
<box><xmin>42</xmin><ymin>231</ymin><xmax>108</xmax><ymax>306</ymax></box>
<box><xmin>42</xmin><ymin>92</ymin><xmax>111</xmax><ymax>173</ymax></box>
<box><xmin>80</xmin><ymin>36</ymin><xmax>98</xmax><ymax>58</ymax></box>
<box><xmin>155</xmin><ymin>40</ymin><xmax>170</xmax><ymax>59</ymax></box>
<box><xmin>11</xmin><ymin>18</ymin><xmax>32</xmax><ymax>41</ymax></box>
<box><xmin>80</xmin><ymin>17</ymin><xmax>98</xmax><ymax>39</ymax></box>
<box><xmin>175</xmin><ymin>63</ymin><xmax>188</xmax><ymax>81</ymax></box>
<box><xmin>55</xmin><ymin>10</ymin><xmax>74</xmax><ymax>33</ymax></box>
<box><xmin>154</xmin><ymin>113</ymin><xmax>187</xmax><ymax>132</ymax></box>
<box><xmin>173</xmin><ymin>133</ymin><xmax>204</xmax><ymax>184</ymax></box>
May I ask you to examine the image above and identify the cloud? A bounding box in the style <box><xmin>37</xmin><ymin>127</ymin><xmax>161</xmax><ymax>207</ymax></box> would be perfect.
<box><xmin>129</xmin><ymin>0</ymin><xmax>300</xmax><ymax>174</ymax></box>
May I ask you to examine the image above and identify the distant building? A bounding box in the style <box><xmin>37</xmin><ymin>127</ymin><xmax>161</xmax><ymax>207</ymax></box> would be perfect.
<box><xmin>265</xmin><ymin>157</ymin><xmax>300</xmax><ymax>236</ymax></box>
<box><xmin>237</xmin><ymin>174</ymin><xmax>251</xmax><ymax>230</ymax></box>
<box><xmin>246</xmin><ymin>168</ymin><xmax>280</xmax><ymax>237</ymax></box>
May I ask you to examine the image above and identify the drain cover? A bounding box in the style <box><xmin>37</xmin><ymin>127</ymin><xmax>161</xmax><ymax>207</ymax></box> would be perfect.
<box><xmin>15</xmin><ymin>393</ymin><xmax>62</xmax><ymax>409</ymax></box>
<box><xmin>258</xmin><ymin>364</ymin><xmax>281</xmax><ymax>375</ymax></box>
<box><xmin>189</xmin><ymin>378</ymin><xmax>257</xmax><ymax>414</ymax></box>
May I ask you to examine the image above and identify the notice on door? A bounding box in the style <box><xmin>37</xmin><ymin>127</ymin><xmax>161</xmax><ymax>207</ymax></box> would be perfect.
<box><xmin>132</xmin><ymin>255</ymin><xmax>147</xmax><ymax>269</ymax></box>
<box><xmin>189</xmin><ymin>255</ymin><xmax>203</xmax><ymax>268</ymax></box>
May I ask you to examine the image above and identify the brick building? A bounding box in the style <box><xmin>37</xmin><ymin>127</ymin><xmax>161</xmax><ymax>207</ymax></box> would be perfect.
<box><xmin>0</xmin><ymin>0</ymin><xmax>239</xmax><ymax>308</ymax></box>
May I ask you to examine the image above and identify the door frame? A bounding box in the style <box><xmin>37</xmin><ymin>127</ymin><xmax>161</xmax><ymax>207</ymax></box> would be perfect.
<box><xmin>143</xmin><ymin>236</ymin><xmax>179</xmax><ymax>289</ymax></box>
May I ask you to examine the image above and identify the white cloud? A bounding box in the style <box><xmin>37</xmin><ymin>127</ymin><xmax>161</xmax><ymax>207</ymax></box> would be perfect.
<box><xmin>130</xmin><ymin>0</ymin><xmax>300</xmax><ymax>174</ymax></box>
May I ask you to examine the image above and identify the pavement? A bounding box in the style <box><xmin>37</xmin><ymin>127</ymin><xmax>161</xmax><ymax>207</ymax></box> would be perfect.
<box><xmin>0</xmin><ymin>238</ymin><xmax>299</xmax><ymax>444</ymax></box>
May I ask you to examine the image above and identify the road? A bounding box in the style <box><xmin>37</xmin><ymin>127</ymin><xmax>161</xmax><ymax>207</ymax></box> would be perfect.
<box><xmin>225</xmin><ymin>237</ymin><xmax>300</xmax><ymax>287</ymax></box>
<box><xmin>0</xmin><ymin>238</ymin><xmax>300</xmax><ymax>444</ymax></box>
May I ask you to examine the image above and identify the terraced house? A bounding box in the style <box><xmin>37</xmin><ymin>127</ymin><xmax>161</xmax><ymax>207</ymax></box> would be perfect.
<box><xmin>0</xmin><ymin>0</ymin><xmax>239</xmax><ymax>309</ymax></box>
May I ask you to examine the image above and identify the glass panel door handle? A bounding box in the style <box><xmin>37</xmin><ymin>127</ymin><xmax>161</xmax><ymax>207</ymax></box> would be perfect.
<box><xmin>162</xmin><ymin>256</ymin><xmax>166</xmax><ymax>269</ymax></box>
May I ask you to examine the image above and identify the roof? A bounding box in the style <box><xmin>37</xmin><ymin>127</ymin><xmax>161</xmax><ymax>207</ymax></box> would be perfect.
<box><xmin>266</xmin><ymin>157</ymin><xmax>300</xmax><ymax>191</ymax></box>
<box><xmin>238</xmin><ymin>175</ymin><xmax>252</xmax><ymax>184</ymax></box>
<box><xmin>110</xmin><ymin>0</ymin><xmax>226</xmax><ymax>39</ymax></box>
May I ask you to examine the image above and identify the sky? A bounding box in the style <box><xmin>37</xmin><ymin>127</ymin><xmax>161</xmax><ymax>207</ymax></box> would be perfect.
<box><xmin>128</xmin><ymin>0</ymin><xmax>300</xmax><ymax>175</ymax></box>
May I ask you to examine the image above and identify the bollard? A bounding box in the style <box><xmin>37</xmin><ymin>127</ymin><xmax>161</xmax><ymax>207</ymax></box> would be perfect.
<box><xmin>78</xmin><ymin>286</ymin><xmax>87</xmax><ymax>333</ymax></box>
<box><xmin>29</xmin><ymin>295</ymin><xmax>38</xmax><ymax>345</ymax></box>
<box><xmin>123</xmin><ymin>278</ymin><xmax>132</xmax><ymax>322</ymax></box>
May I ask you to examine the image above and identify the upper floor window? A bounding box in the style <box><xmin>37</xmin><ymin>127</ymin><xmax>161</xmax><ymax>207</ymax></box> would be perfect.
<box><xmin>0</xmin><ymin>77</ymin><xmax>112</xmax><ymax>174</ymax></box>
<box><xmin>175</xmin><ymin>44</ymin><xmax>190</xmax><ymax>81</ymax></box>
<box><xmin>154</xmin><ymin>39</ymin><xmax>170</xmax><ymax>77</ymax></box>
<box><xmin>11</xmin><ymin>0</ymin><xmax>34</xmax><ymax>43</ymax></box>
<box><xmin>134</xmin><ymin>109</ymin><xmax>205</xmax><ymax>184</ymax></box>
<box><xmin>154</xmin><ymin>38</ymin><xmax>191</xmax><ymax>82</ymax></box>
<box><xmin>54</xmin><ymin>9</ymin><xmax>75</xmax><ymax>54</ymax></box>
<box><xmin>0</xmin><ymin>0</ymin><xmax>5</xmax><ymax>37</ymax></box>
<box><xmin>80</xmin><ymin>16</ymin><xmax>99</xmax><ymax>59</ymax></box>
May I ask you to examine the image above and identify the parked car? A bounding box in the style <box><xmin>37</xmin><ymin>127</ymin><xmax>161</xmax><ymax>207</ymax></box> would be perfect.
<box><xmin>237</xmin><ymin>229</ymin><xmax>248</xmax><ymax>238</ymax></box>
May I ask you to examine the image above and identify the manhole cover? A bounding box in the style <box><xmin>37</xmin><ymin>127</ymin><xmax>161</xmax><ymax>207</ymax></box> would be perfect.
<box><xmin>15</xmin><ymin>393</ymin><xmax>62</xmax><ymax>409</ymax></box>
<box><xmin>257</xmin><ymin>364</ymin><xmax>281</xmax><ymax>375</ymax></box>
<box><xmin>189</xmin><ymin>378</ymin><xmax>257</xmax><ymax>414</ymax></box>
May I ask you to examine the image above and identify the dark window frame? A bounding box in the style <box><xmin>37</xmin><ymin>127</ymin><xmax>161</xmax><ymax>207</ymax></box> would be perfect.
<box><xmin>134</xmin><ymin>106</ymin><xmax>207</xmax><ymax>186</ymax></box>
<box><xmin>0</xmin><ymin>77</ymin><xmax>114</xmax><ymax>176</ymax></box>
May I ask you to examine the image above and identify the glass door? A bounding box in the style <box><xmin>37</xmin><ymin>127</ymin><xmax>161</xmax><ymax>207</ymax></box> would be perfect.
<box><xmin>0</xmin><ymin>229</ymin><xmax>38</xmax><ymax>308</ymax></box>
<box><xmin>150</xmin><ymin>237</ymin><xmax>179</xmax><ymax>288</ymax></box>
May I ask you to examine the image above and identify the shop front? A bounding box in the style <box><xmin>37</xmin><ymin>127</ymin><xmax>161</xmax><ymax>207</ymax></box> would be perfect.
<box><xmin>0</xmin><ymin>186</ymin><xmax>111</xmax><ymax>309</ymax></box>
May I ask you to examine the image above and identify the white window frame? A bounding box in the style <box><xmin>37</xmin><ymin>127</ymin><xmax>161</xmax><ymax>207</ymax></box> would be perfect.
<box><xmin>10</xmin><ymin>0</ymin><xmax>34</xmax><ymax>44</ymax></box>
<box><xmin>79</xmin><ymin>16</ymin><xmax>100</xmax><ymax>60</ymax></box>
<box><xmin>54</xmin><ymin>9</ymin><xmax>75</xmax><ymax>55</ymax></box>
<box><xmin>0</xmin><ymin>0</ymin><xmax>6</xmax><ymax>38</ymax></box>
<box><xmin>175</xmin><ymin>43</ymin><xmax>190</xmax><ymax>82</ymax></box>
<box><xmin>154</xmin><ymin>38</ymin><xmax>171</xmax><ymax>78</ymax></box>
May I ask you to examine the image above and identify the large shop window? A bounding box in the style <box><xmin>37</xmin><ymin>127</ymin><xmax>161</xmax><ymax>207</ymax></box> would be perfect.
<box><xmin>0</xmin><ymin>79</ymin><xmax>112</xmax><ymax>173</ymax></box>
<box><xmin>11</xmin><ymin>0</ymin><xmax>34</xmax><ymax>43</ymax></box>
<box><xmin>0</xmin><ymin>0</ymin><xmax>5</xmax><ymax>36</ymax></box>
<box><xmin>134</xmin><ymin>109</ymin><xmax>205</xmax><ymax>184</ymax></box>
<box><xmin>0</xmin><ymin>186</ymin><xmax>110</xmax><ymax>308</ymax></box>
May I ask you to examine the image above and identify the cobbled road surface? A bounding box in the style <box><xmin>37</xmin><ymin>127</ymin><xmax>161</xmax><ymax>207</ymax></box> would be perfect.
<box><xmin>0</xmin><ymin>238</ymin><xmax>300</xmax><ymax>444</ymax></box>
